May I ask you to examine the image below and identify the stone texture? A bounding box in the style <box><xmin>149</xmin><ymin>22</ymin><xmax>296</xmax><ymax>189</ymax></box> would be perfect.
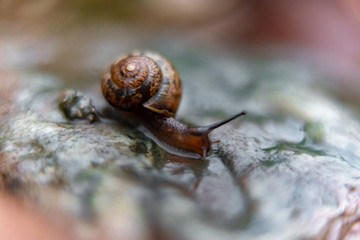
<box><xmin>1</xmin><ymin>52</ymin><xmax>360</xmax><ymax>240</ymax></box>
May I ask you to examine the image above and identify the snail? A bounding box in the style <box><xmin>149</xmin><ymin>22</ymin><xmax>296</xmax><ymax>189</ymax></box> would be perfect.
<box><xmin>101</xmin><ymin>50</ymin><xmax>246</xmax><ymax>158</ymax></box>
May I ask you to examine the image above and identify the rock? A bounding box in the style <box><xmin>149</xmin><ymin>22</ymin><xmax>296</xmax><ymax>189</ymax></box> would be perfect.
<box><xmin>1</xmin><ymin>52</ymin><xmax>360</xmax><ymax>240</ymax></box>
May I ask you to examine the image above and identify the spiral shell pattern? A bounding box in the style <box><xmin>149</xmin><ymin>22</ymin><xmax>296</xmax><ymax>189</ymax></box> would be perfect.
<box><xmin>102</xmin><ymin>55</ymin><xmax>162</xmax><ymax>110</ymax></box>
<box><xmin>102</xmin><ymin>51</ymin><xmax>182</xmax><ymax>116</ymax></box>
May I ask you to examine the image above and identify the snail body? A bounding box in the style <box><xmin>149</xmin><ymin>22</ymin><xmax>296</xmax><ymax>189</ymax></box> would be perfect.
<box><xmin>102</xmin><ymin>50</ymin><xmax>245</xmax><ymax>158</ymax></box>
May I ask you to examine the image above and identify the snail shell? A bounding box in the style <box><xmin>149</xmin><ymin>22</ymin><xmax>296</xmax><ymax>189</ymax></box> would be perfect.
<box><xmin>101</xmin><ymin>50</ymin><xmax>181</xmax><ymax>117</ymax></box>
<box><xmin>102</xmin><ymin>51</ymin><xmax>246</xmax><ymax>158</ymax></box>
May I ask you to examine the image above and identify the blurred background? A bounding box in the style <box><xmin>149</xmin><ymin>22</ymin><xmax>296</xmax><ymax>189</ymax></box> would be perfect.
<box><xmin>2</xmin><ymin>1</ymin><xmax>360</xmax><ymax>239</ymax></box>
<box><xmin>1</xmin><ymin>0</ymin><xmax>360</xmax><ymax>102</ymax></box>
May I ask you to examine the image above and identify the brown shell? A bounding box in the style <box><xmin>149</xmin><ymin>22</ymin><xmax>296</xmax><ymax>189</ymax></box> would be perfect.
<box><xmin>101</xmin><ymin>55</ymin><xmax>162</xmax><ymax>110</ymax></box>
<box><xmin>102</xmin><ymin>50</ymin><xmax>182</xmax><ymax>117</ymax></box>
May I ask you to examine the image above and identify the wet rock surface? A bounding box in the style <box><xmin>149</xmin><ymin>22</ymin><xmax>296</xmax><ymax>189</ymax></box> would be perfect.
<box><xmin>1</xmin><ymin>53</ymin><xmax>360</xmax><ymax>240</ymax></box>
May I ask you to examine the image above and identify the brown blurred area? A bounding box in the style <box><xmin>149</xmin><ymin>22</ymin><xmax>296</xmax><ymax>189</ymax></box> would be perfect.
<box><xmin>2</xmin><ymin>0</ymin><xmax>360</xmax><ymax>86</ymax></box>
<box><xmin>2</xmin><ymin>0</ymin><xmax>360</xmax><ymax>238</ymax></box>
<box><xmin>2</xmin><ymin>0</ymin><xmax>360</xmax><ymax>78</ymax></box>
<box><xmin>0</xmin><ymin>193</ymin><xmax>76</xmax><ymax>240</ymax></box>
